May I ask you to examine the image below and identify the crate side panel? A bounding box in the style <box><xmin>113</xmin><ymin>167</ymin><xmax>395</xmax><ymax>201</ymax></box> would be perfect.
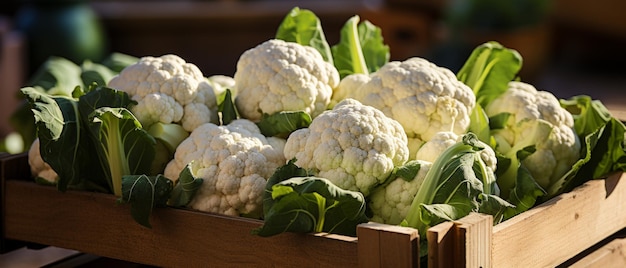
<box><xmin>491</xmin><ymin>172</ymin><xmax>626</xmax><ymax>267</ymax></box>
<box><xmin>4</xmin><ymin>180</ymin><xmax>358</xmax><ymax>267</ymax></box>
<box><xmin>1</xmin><ymin>153</ymin><xmax>30</xmax><ymax>253</ymax></box>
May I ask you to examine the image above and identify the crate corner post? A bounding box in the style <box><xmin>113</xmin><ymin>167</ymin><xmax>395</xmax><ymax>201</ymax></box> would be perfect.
<box><xmin>427</xmin><ymin>221</ymin><xmax>456</xmax><ymax>267</ymax></box>
<box><xmin>357</xmin><ymin>222</ymin><xmax>420</xmax><ymax>267</ymax></box>
<box><xmin>454</xmin><ymin>213</ymin><xmax>493</xmax><ymax>268</ymax></box>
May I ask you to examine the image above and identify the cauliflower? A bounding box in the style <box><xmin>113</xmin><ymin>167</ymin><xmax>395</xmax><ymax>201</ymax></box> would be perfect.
<box><xmin>368</xmin><ymin>160</ymin><xmax>431</xmax><ymax>225</ymax></box>
<box><xmin>27</xmin><ymin>138</ymin><xmax>58</xmax><ymax>184</ymax></box>
<box><xmin>485</xmin><ymin>81</ymin><xmax>581</xmax><ymax>189</ymax></box>
<box><xmin>108</xmin><ymin>54</ymin><xmax>219</xmax><ymax>132</ymax></box>
<box><xmin>331</xmin><ymin>57</ymin><xmax>475</xmax><ymax>158</ymax></box>
<box><xmin>233</xmin><ymin>39</ymin><xmax>340</xmax><ymax>121</ymax></box>
<box><xmin>415</xmin><ymin>131</ymin><xmax>497</xmax><ymax>170</ymax></box>
<box><xmin>369</xmin><ymin>130</ymin><xmax>502</xmax><ymax>225</ymax></box>
<box><xmin>415</xmin><ymin>131</ymin><xmax>461</xmax><ymax>162</ymax></box>
<box><xmin>164</xmin><ymin>119</ymin><xmax>286</xmax><ymax>218</ymax></box>
<box><xmin>284</xmin><ymin>98</ymin><xmax>409</xmax><ymax>196</ymax></box>
<box><xmin>329</xmin><ymin>73</ymin><xmax>370</xmax><ymax>108</ymax></box>
<box><xmin>207</xmin><ymin>74</ymin><xmax>236</xmax><ymax>97</ymax></box>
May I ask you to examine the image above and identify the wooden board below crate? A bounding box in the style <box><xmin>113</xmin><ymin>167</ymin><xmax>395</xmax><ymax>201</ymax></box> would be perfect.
<box><xmin>568</xmin><ymin>236</ymin><xmax>626</xmax><ymax>267</ymax></box>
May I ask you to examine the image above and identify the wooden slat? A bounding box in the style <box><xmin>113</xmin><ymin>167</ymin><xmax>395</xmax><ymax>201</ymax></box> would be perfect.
<box><xmin>1</xmin><ymin>154</ymin><xmax>425</xmax><ymax>267</ymax></box>
<box><xmin>4</xmin><ymin>180</ymin><xmax>359</xmax><ymax>267</ymax></box>
<box><xmin>454</xmin><ymin>213</ymin><xmax>492</xmax><ymax>268</ymax></box>
<box><xmin>431</xmin><ymin>172</ymin><xmax>626</xmax><ymax>268</ymax></box>
<box><xmin>490</xmin><ymin>172</ymin><xmax>626</xmax><ymax>268</ymax></box>
<box><xmin>357</xmin><ymin>224</ymin><xmax>382</xmax><ymax>268</ymax></box>
<box><xmin>568</xmin><ymin>237</ymin><xmax>626</xmax><ymax>267</ymax></box>
<box><xmin>357</xmin><ymin>222</ymin><xmax>420</xmax><ymax>268</ymax></box>
<box><xmin>0</xmin><ymin>153</ymin><xmax>29</xmax><ymax>182</ymax></box>
<box><xmin>427</xmin><ymin>221</ymin><xmax>455</xmax><ymax>268</ymax></box>
<box><xmin>0</xmin><ymin>153</ymin><xmax>30</xmax><ymax>253</ymax></box>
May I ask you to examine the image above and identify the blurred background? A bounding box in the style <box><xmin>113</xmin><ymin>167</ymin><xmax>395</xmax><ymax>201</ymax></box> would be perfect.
<box><xmin>1</xmin><ymin>0</ymin><xmax>625</xmax><ymax>146</ymax></box>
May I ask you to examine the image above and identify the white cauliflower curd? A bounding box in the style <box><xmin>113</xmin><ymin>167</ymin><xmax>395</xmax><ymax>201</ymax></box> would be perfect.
<box><xmin>485</xmin><ymin>81</ymin><xmax>581</xmax><ymax>189</ymax></box>
<box><xmin>27</xmin><ymin>138</ymin><xmax>59</xmax><ymax>184</ymax></box>
<box><xmin>284</xmin><ymin>98</ymin><xmax>409</xmax><ymax>196</ymax></box>
<box><xmin>233</xmin><ymin>39</ymin><xmax>340</xmax><ymax>121</ymax></box>
<box><xmin>331</xmin><ymin>57</ymin><xmax>475</xmax><ymax>158</ymax></box>
<box><xmin>108</xmin><ymin>54</ymin><xmax>219</xmax><ymax>132</ymax></box>
<box><xmin>368</xmin><ymin>160</ymin><xmax>432</xmax><ymax>225</ymax></box>
<box><xmin>164</xmin><ymin>119</ymin><xmax>286</xmax><ymax>218</ymax></box>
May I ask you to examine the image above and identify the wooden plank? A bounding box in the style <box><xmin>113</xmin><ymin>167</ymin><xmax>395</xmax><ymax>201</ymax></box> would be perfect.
<box><xmin>2</xmin><ymin>154</ymin><xmax>421</xmax><ymax>267</ymax></box>
<box><xmin>0</xmin><ymin>153</ymin><xmax>30</xmax><ymax>182</ymax></box>
<box><xmin>0</xmin><ymin>153</ymin><xmax>30</xmax><ymax>253</ymax></box>
<box><xmin>568</xmin><ymin>238</ymin><xmax>626</xmax><ymax>267</ymax></box>
<box><xmin>454</xmin><ymin>213</ymin><xmax>492</xmax><ymax>268</ymax></box>
<box><xmin>357</xmin><ymin>222</ymin><xmax>420</xmax><ymax>268</ymax></box>
<box><xmin>357</xmin><ymin>223</ymin><xmax>382</xmax><ymax>268</ymax></box>
<box><xmin>427</xmin><ymin>221</ymin><xmax>455</xmax><ymax>268</ymax></box>
<box><xmin>4</xmin><ymin>180</ymin><xmax>359</xmax><ymax>267</ymax></box>
<box><xmin>378</xmin><ymin>225</ymin><xmax>419</xmax><ymax>267</ymax></box>
<box><xmin>490</xmin><ymin>172</ymin><xmax>626</xmax><ymax>267</ymax></box>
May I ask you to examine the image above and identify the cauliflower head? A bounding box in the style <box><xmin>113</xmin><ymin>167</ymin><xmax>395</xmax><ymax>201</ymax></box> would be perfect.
<box><xmin>485</xmin><ymin>81</ymin><xmax>581</xmax><ymax>188</ymax></box>
<box><xmin>207</xmin><ymin>74</ymin><xmax>236</xmax><ymax>98</ymax></box>
<box><xmin>28</xmin><ymin>138</ymin><xmax>59</xmax><ymax>184</ymax></box>
<box><xmin>233</xmin><ymin>39</ymin><xmax>340</xmax><ymax>121</ymax></box>
<box><xmin>368</xmin><ymin>160</ymin><xmax>432</xmax><ymax>225</ymax></box>
<box><xmin>164</xmin><ymin>119</ymin><xmax>286</xmax><ymax>218</ymax></box>
<box><xmin>108</xmin><ymin>54</ymin><xmax>219</xmax><ymax>132</ymax></box>
<box><xmin>284</xmin><ymin>98</ymin><xmax>409</xmax><ymax>196</ymax></box>
<box><xmin>415</xmin><ymin>131</ymin><xmax>461</xmax><ymax>162</ymax></box>
<box><xmin>416</xmin><ymin>131</ymin><xmax>497</xmax><ymax>171</ymax></box>
<box><xmin>331</xmin><ymin>57</ymin><xmax>475</xmax><ymax>158</ymax></box>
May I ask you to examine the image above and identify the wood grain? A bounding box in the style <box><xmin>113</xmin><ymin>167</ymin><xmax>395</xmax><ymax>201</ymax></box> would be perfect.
<box><xmin>568</xmin><ymin>237</ymin><xmax>626</xmax><ymax>267</ymax></box>
<box><xmin>427</xmin><ymin>172</ymin><xmax>626</xmax><ymax>267</ymax></box>
<box><xmin>2</xmin><ymin>154</ymin><xmax>425</xmax><ymax>267</ymax></box>
<box><xmin>427</xmin><ymin>221</ymin><xmax>455</xmax><ymax>267</ymax></box>
<box><xmin>357</xmin><ymin>222</ymin><xmax>419</xmax><ymax>268</ymax></box>
<box><xmin>4</xmin><ymin>179</ymin><xmax>361</xmax><ymax>267</ymax></box>
<box><xmin>490</xmin><ymin>172</ymin><xmax>626</xmax><ymax>267</ymax></box>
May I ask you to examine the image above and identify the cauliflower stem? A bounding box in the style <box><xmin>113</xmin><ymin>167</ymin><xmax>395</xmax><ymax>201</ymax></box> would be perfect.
<box><xmin>493</xmin><ymin>118</ymin><xmax>552</xmax><ymax>198</ymax></box>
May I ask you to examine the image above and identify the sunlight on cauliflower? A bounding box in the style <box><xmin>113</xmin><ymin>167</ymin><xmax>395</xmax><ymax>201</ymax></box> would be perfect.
<box><xmin>331</xmin><ymin>57</ymin><xmax>475</xmax><ymax>158</ymax></box>
<box><xmin>108</xmin><ymin>54</ymin><xmax>219</xmax><ymax>132</ymax></box>
<box><xmin>284</xmin><ymin>98</ymin><xmax>409</xmax><ymax>196</ymax></box>
<box><xmin>164</xmin><ymin>119</ymin><xmax>286</xmax><ymax>218</ymax></box>
<box><xmin>234</xmin><ymin>39</ymin><xmax>340</xmax><ymax>121</ymax></box>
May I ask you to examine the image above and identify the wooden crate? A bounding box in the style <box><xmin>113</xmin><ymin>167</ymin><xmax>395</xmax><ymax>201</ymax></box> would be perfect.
<box><xmin>566</xmin><ymin>232</ymin><xmax>626</xmax><ymax>267</ymax></box>
<box><xmin>428</xmin><ymin>171</ymin><xmax>626</xmax><ymax>267</ymax></box>
<box><xmin>0</xmin><ymin>154</ymin><xmax>419</xmax><ymax>267</ymax></box>
<box><xmin>4</xmin><ymin>155</ymin><xmax>626</xmax><ymax>267</ymax></box>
